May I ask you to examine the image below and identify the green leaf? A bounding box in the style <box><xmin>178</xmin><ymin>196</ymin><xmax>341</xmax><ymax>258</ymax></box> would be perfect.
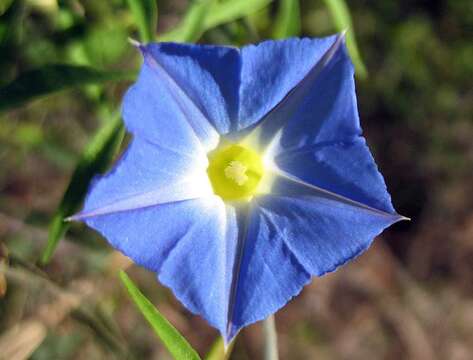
<box><xmin>322</xmin><ymin>0</ymin><xmax>367</xmax><ymax>78</ymax></box>
<box><xmin>41</xmin><ymin>114</ymin><xmax>125</xmax><ymax>264</ymax></box>
<box><xmin>119</xmin><ymin>271</ymin><xmax>201</xmax><ymax>360</ymax></box>
<box><xmin>0</xmin><ymin>0</ymin><xmax>14</xmax><ymax>16</ymax></box>
<box><xmin>126</xmin><ymin>0</ymin><xmax>158</xmax><ymax>42</ymax></box>
<box><xmin>159</xmin><ymin>0</ymin><xmax>213</xmax><ymax>43</ymax></box>
<box><xmin>272</xmin><ymin>0</ymin><xmax>300</xmax><ymax>39</ymax></box>
<box><xmin>0</xmin><ymin>0</ymin><xmax>25</xmax><ymax>49</ymax></box>
<box><xmin>159</xmin><ymin>0</ymin><xmax>274</xmax><ymax>43</ymax></box>
<box><xmin>204</xmin><ymin>0</ymin><xmax>273</xmax><ymax>30</ymax></box>
<box><xmin>0</xmin><ymin>65</ymin><xmax>135</xmax><ymax>112</ymax></box>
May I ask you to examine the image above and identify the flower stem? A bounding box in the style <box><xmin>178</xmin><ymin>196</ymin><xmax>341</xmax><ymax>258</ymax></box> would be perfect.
<box><xmin>262</xmin><ymin>315</ymin><xmax>279</xmax><ymax>360</ymax></box>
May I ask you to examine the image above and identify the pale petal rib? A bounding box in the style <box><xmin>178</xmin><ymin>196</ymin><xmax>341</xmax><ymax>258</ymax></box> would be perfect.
<box><xmin>69</xmin><ymin>175</ymin><xmax>214</xmax><ymax>221</ymax></box>
<box><xmin>267</xmin><ymin>168</ymin><xmax>408</xmax><ymax>221</ymax></box>
<box><xmin>225</xmin><ymin>203</ymin><xmax>252</xmax><ymax>342</ymax></box>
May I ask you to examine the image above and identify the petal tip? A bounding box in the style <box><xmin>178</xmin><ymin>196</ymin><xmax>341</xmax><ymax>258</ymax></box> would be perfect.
<box><xmin>128</xmin><ymin>37</ymin><xmax>142</xmax><ymax>48</ymax></box>
<box><xmin>222</xmin><ymin>332</ymin><xmax>236</xmax><ymax>350</ymax></box>
<box><xmin>64</xmin><ymin>213</ymin><xmax>82</xmax><ymax>222</ymax></box>
<box><xmin>388</xmin><ymin>212</ymin><xmax>411</xmax><ymax>223</ymax></box>
<box><xmin>224</xmin><ymin>322</ymin><xmax>236</xmax><ymax>346</ymax></box>
<box><xmin>319</xmin><ymin>31</ymin><xmax>348</xmax><ymax>68</ymax></box>
<box><xmin>398</xmin><ymin>214</ymin><xmax>411</xmax><ymax>222</ymax></box>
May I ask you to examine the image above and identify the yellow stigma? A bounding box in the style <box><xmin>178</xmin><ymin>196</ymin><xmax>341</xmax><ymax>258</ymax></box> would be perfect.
<box><xmin>224</xmin><ymin>161</ymin><xmax>248</xmax><ymax>186</ymax></box>
<box><xmin>207</xmin><ymin>144</ymin><xmax>264</xmax><ymax>201</ymax></box>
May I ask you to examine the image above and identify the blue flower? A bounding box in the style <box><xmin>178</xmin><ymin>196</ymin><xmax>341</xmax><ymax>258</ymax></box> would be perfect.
<box><xmin>72</xmin><ymin>33</ymin><xmax>405</xmax><ymax>343</ymax></box>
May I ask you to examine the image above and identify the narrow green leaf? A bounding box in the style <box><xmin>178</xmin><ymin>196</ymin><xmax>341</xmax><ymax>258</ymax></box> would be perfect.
<box><xmin>159</xmin><ymin>0</ymin><xmax>274</xmax><ymax>43</ymax></box>
<box><xmin>119</xmin><ymin>271</ymin><xmax>201</xmax><ymax>360</ymax></box>
<box><xmin>0</xmin><ymin>65</ymin><xmax>135</xmax><ymax>112</ymax></box>
<box><xmin>0</xmin><ymin>1</ymin><xmax>25</xmax><ymax>52</ymax></box>
<box><xmin>158</xmin><ymin>0</ymin><xmax>213</xmax><ymax>43</ymax></box>
<box><xmin>272</xmin><ymin>0</ymin><xmax>300</xmax><ymax>39</ymax></box>
<box><xmin>322</xmin><ymin>0</ymin><xmax>367</xmax><ymax>78</ymax></box>
<box><xmin>204</xmin><ymin>0</ymin><xmax>273</xmax><ymax>30</ymax></box>
<box><xmin>126</xmin><ymin>0</ymin><xmax>158</xmax><ymax>42</ymax></box>
<box><xmin>0</xmin><ymin>0</ymin><xmax>14</xmax><ymax>15</ymax></box>
<box><xmin>0</xmin><ymin>242</ymin><xmax>8</xmax><ymax>298</ymax></box>
<box><xmin>41</xmin><ymin>114</ymin><xmax>125</xmax><ymax>264</ymax></box>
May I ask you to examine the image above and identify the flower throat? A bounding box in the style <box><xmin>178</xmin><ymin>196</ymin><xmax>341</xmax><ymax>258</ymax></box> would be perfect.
<box><xmin>207</xmin><ymin>144</ymin><xmax>264</xmax><ymax>201</ymax></box>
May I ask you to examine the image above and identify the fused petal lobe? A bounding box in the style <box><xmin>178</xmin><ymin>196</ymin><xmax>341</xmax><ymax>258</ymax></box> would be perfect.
<box><xmin>238</xmin><ymin>36</ymin><xmax>337</xmax><ymax>131</ymax></box>
<box><xmin>253</xmin><ymin>192</ymin><xmax>401</xmax><ymax>277</ymax></box>
<box><xmin>122</xmin><ymin>61</ymin><xmax>212</xmax><ymax>154</ymax></box>
<box><xmin>258</xmin><ymin>36</ymin><xmax>395</xmax><ymax>215</ymax></box>
<box><xmin>141</xmin><ymin>43</ymin><xmax>241</xmax><ymax>135</ymax></box>
<box><xmin>78</xmin><ymin>137</ymin><xmax>211</xmax><ymax>218</ymax></box>
<box><xmin>275</xmin><ymin>137</ymin><xmax>396</xmax><ymax>214</ymax></box>
<box><xmin>226</xmin><ymin>187</ymin><xmax>401</xmax><ymax>338</ymax></box>
<box><xmin>276</xmin><ymin>40</ymin><xmax>362</xmax><ymax>152</ymax></box>
<box><xmin>227</xmin><ymin>202</ymin><xmax>311</xmax><ymax>340</ymax></box>
<box><xmin>84</xmin><ymin>197</ymin><xmax>238</xmax><ymax>336</ymax></box>
<box><xmin>159</xmin><ymin>200</ymin><xmax>238</xmax><ymax>336</ymax></box>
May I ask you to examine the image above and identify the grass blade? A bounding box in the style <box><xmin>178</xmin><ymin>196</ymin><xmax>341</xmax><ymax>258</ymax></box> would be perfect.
<box><xmin>322</xmin><ymin>0</ymin><xmax>367</xmax><ymax>78</ymax></box>
<box><xmin>159</xmin><ymin>0</ymin><xmax>213</xmax><ymax>43</ymax></box>
<box><xmin>126</xmin><ymin>0</ymin><xmax>158</xmax><ymax>42</ymax></box>
<box><xmin>204</xmin><ymin>0</ymin><xmax>273</xmax><ymax>29</ymax></box>
<box><xmin>0</xmin><ymin>64</ymin><xmax>135</xmax><ymax>113</ymax></box>
<box><xmin>0</xmin><ymin>0</ymin><xmax>14</xmax><ymax>16</ymax></box>
<box><xmin>119</xmin><ymin>271</ymin><xmax>201</xmax><ymax>360</ymax></box>
<box><xmin>0</xmin><ymin>243</ymin><xmax>7</xmax><ymax>298</ymax></box>
<box><xmin>41</xmin><ymin>114</ymin><xmax>125</xmax><ymax>264</ymax></box>
<box><xmin>159</xmin><ymin>0</ymin><xmax>274</xmax><ymax>42</ymax></box>
<box><xmin>272</xmin><ymin>0</ymin><xmax>301</xmax><ymax>39</ymax></box>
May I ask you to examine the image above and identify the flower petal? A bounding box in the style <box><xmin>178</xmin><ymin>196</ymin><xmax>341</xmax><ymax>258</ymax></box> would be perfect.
<box><xmin>238</xmin><ymin>35</ymin><xmax>338</xmax><ymax>132</ymax></box>
<box><xmin>275</xmin><ymin>137</ymin><xmax>396</xmax><ymax>214</ymax></box>
<box><xmin>226</xmin><ymin>201</ymin><xmax>311</xmax><ymax>341</ymax></box>
<box><xmin>73</xmin><ymin>137</ymin><xmax>212</xmax><ymax>219</ymax></box>
<box><xmin>158</xmin><ymin>199</ymin><xmax>239</xmax><ymax>336</ymax></box>
<box><xmin>255</xmin><ymin>34</ymin><xmax>395</xmax><ymax>215</ymax></box>
<box><xmin>76</xmin><ymin>35</ymin><xmax>404</xmax><ymax>346</ymax></box>
<box><xmin>227</xmin><ymin>175</ymin><xmax>402</xmax><ymax>339</ymax></box>
<box><xmin>254</xmin><ymin>192</ymin><xmax>401</xmax><ymax>275</ymax></box>
<box><xmin>84</xmin><ymin>196</ymin><xmax>238</xmax><ymax>338</ymax></box>
<box><xmin>123</xmin><ymin>59</ymin><xmax>216</xmax><ymax>154</ymax></box>
<box><xmin>138</xmin><ymin>42</ymin><xmax>241</xmax><ymax>136</ymax></box>
<box><xmin>275</xmin><ymin>35</ymin><xmax>362</xmax><ymax>152</ymax></box>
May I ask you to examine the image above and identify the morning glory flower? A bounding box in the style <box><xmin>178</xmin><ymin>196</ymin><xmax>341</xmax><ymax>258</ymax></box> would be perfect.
<box><xmin>71</xmin><ymin>33</ymin><xmax>405</xmax><ymax>343</ymax></box>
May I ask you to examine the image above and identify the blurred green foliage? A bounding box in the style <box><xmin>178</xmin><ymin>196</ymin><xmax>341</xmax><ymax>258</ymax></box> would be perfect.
<box><xmin>41</xmin><ymin>112</ymin><xmax>124</xmax><ymax>264</ymax></box>
<box><xmin>272</xmin><ymin>0</ymin><xmax>301</xmax><ymax>39</ymax></box>
<box><xmin>322</xmin><ymin>0</ymin><xmax>367</xmax><ymax>77</ymax></box>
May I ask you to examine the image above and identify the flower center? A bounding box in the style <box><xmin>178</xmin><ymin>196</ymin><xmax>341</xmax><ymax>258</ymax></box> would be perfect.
<box><xmin>207</xmin><ymin>144</ymin><xmax>264</xmax><ymax>201</ymax></box>
<box><xmin>224</xmin><ymin>161</ymin><xmax>248</xmax><ymax>186</ymax></box>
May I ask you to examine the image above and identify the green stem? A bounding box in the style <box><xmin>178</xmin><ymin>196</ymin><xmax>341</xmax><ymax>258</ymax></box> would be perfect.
<box><xmin>263</xmin><ymin>315</ymin><xmax>279</xmax><ymax>360</ymax></box>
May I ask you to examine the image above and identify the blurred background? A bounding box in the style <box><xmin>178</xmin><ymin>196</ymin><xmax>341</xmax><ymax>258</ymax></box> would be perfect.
<box><xmin>0</xmin><ymin>0</ymin><xmax>472</xmax><ymax>359</ymax></box>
